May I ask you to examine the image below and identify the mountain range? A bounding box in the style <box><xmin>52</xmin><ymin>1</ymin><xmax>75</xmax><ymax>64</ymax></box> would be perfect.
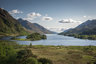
<box><xmin>59</xmin><ymin>19</ymin><xmax>96</xmax><ymax>35</ymax></box>
<box><xmin>18</xmin><ymin>18</ymin><xmax>55</xmax><ymax>34</ymax></box>
<box><xmin>0</xmin><ymin>8</ymin><xmax>54</xmax><ymax>36</ymax></box>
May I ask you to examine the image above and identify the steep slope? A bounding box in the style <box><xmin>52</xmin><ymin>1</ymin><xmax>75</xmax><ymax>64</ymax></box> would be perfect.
<box><xmin>0</xmin><ymin>8</ymin><xmax>28</xmax><ymax>36</ymax></box>
<box><xmin>59</xmin><ymin>19</ymin><xmax>96</xmax><ymax>35</ymax></box>
<box><xmin>18</xmin><ymin>18</ymin><xmax>55</xmax><ymax>34</ymax></box>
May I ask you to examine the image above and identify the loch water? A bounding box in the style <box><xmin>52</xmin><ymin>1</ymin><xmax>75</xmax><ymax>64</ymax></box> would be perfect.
<box><xmin>12</xmin><ymin>34</ymin><xmax>96</xmax><ymax>46</ymax></box>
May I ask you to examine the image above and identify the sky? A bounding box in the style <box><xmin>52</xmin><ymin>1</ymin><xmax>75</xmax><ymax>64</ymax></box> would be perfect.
<box><xmin>0</xmin><ymin>0</ymin><xmax>96</xmax><ymax>32</ymax></box>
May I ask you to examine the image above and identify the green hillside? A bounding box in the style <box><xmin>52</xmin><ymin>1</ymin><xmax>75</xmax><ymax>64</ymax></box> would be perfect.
<box><xmin>0</xmin><ymin>8</ymin><xmax>28</xmax><ymax>36</ymax></box>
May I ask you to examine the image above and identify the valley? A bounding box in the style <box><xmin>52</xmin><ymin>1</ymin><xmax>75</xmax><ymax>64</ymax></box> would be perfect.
<box><xmin>0</xmin><ymin>0</ymin><xmax>96</xmax><ymax>64</ymax></box>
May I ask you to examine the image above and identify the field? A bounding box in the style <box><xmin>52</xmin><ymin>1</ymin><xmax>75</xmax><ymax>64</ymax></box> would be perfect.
<box><xmin>29</xmin><ymin>45</ymin><xmax>96</xmax><ymax>64</ymax></box>
<box><xmin>1</xmin><ymin>40</ymin><xmax>96</xmax><ymax>64</ymax></box>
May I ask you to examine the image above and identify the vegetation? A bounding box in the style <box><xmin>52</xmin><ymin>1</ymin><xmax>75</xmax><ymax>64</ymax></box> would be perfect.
<box><xmin>11</xmin><ymin>33</ymin><xmax>47</xmax><ymax>41</ymax></box>
<box><xmin>1</xmin><ymin>40</ymin><xmax>96</xmax><ymax>64</ymax></box>
<box><xmin>0</xmin><ymin>8</ymin><xmax>28</xmax><ymax>36</ymax></box>
<box><xmin>31</xmin><ymin>45</ymin><xmax>96</xmax><ymax>64</ymax></box>
<box><xmin>11</xmin><ymin>36</ymin><xmax>30</xmax><ymax>41</ymax></box>
<box><xmin>26</xmin><ymin>33</ymin><xmax>47</xmax><ymax>41</ymax></box>
<box><xmin>38</xmin><ymin>58</ymin><xmax>53</xmax><ymax>64</ymax></box>
<box><xmin>63</xmin><ymin>34</ymin><xmax>96</xmax><ymax>40</ymax></box>
<box><xmin>74</xmin><ymin>35</ymin><xmax>96</xmax><ymax>40</ymax></box>
<box><xmin>0</xmin><ymin>40</ymin><xmax>52</xmax><ymax>64</ymax></box>
<box><xmin>0</xmin><ymin>40</ymin><xmax>18</xmax><ymax>64</ymax></box>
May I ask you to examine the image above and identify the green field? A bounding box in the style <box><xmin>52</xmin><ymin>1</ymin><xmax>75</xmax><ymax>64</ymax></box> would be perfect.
<box><xmin>0</xmin><ymin>40</ymin><xmax>96</xmax><ymax>64</ymax></box>
<box><xmin>28</xmin><ymin>45</ymin><xmax>96</xmax><ymax>64</ymax></box>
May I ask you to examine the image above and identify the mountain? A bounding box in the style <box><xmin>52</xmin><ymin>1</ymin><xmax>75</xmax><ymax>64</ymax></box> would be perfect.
<box><xmin>0</xmin><ymin>8</ymin><xmax>28</xmax><ymax>36</ymax></box>
<box><xmin>18</xmin><ymin>18</ymin><xmax>55</xmax><ymax>34</ymax></box>
<box><xmin>59</xmin><ymin>19</ymin><xmax>96</xmax><ymax>35</ymax></box>
<box><xmin>59</xmin><ymin>28</ymin><xmax>73</xmax><ymax>35</ymax></box>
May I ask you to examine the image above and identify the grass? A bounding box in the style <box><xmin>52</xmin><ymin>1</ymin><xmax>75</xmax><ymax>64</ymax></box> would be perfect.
<box><xmin>11</xmin><ymin>36</ymin><xmax>31</xmax><ymax>41</ymax></box>
<box><xmin>11</xmin><ymin>38</ymin><xmax>30</xmax><ymax>41</ymax></box>
<box><xmin>27</xmin><ymin>45</ymin><xmax>96</xmax><ymax>64</ymax></box>
<box><xmin>1</xmin><ymin>40</ymin><xmax>96</xmax><ymax>64</ymax></box>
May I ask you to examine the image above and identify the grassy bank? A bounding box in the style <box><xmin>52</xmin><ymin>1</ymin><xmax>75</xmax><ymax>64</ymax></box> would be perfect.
<box><xmin>62</xmin><ymin>34</ymin><xmax>96</xmax><ymax>40</ymax></box>
<box><xmin>11</xmin><ymin>37</ymin><xmax>30</xmax><ymax>41</ymax></box>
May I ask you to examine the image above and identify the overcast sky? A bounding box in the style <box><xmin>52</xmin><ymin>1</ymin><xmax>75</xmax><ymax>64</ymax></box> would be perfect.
<box><xmin>0</xmin><ymin>0</ymin><xmax>96</xmax><ymax>32</ymax></box>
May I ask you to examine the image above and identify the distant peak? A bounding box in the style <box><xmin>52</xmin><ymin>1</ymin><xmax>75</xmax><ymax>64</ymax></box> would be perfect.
<box><xmin>18</xmin><ymin>18</ymin><xmax>29</xmax><ymax>21</ymax></box>
<box><xmin>18</xmin><ymin>18</ymin><xmax>23</xmax><ymax>20</ymax></box>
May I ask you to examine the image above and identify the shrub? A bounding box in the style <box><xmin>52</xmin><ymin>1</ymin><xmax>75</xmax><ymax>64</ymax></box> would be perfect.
<box><xmin>38</xmin><ymin>58</ymin><xmax>53</xmax><ymax>64</ymax></box>
<box><xmin>83</xmin><ymin>46</ymin><xmax>94</xmax><ymax>55</ymax></box>
<box><xmin>25</xmin><ymin>57</ymin><xmax>38</xmax><ymax>64</ymax></box>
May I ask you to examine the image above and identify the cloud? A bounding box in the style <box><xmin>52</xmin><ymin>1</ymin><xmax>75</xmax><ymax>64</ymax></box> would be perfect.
<box><xmin>47</xmin><ymin>27</ymin><xmax>67</xmax><ymax>33</ymax></box>
<box><xmin>42</xmin><ymin>16</ymin><xmax>53</xmax><ymax>21</ymax></box>
<box><xmin>59</xmin><ymin>18</ymin><xmax>81</xmax><ymax>23</ymax></box>
<box><xmin>23</xmin><ymin>12</ymin><xmax>41</xmax><ymax>21</ymax></box>
<box><xmin>27</xmin><ymin>12</ymin><xmax>41</xmax><ymax>17</ymax></box>
<box><xmin>24</xmin><ymin>13</ymin><xmax>53</xmax><ymax>21</ymax></box>
<box><xmin>83</xmin><ymin>16</ymin><xmax>87</xmax><ymax>18</ymax></box>
<box><xmin>9</xmin><ymin>9</ymin><xmax>23</xmax><ymax>14</ymax></box>
<box><xmin>83</xmin><ymin>16</ymin><xmax>92</xmax><ymax>19</ymax></box>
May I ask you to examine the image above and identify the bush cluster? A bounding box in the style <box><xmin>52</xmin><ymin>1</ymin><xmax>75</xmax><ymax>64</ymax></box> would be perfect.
<box><xmin>26</xmin><ymin>33</ymin><xmax>47</xmax><ymax>41</ymax></box>
<box><xmin>0</xmin><ymin>40</ymin><xmax>52</xmax><ymax>64</ymax></box>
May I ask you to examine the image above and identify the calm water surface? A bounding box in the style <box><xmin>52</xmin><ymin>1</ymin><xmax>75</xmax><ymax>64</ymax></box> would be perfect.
<box><xmin>12</xmin><ymin>34</ymin><xmax>96</xmax><ymax>46</ymax></box>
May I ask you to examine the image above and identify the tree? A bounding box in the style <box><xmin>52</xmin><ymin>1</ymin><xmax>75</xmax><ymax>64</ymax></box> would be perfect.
<box><xmin>25</xmin><ymin>57</ymin><xmax>38</xmax><ymax>64</ymax></box>
<box><xmin>26</xmin><ymin>33</ymin><xmax>47</xmax><ymax>41</ymax></box>
<box><xmin>29</xmin><ymin>43</ymin><xmax>32</xmax><ymax>48</ymax></box>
